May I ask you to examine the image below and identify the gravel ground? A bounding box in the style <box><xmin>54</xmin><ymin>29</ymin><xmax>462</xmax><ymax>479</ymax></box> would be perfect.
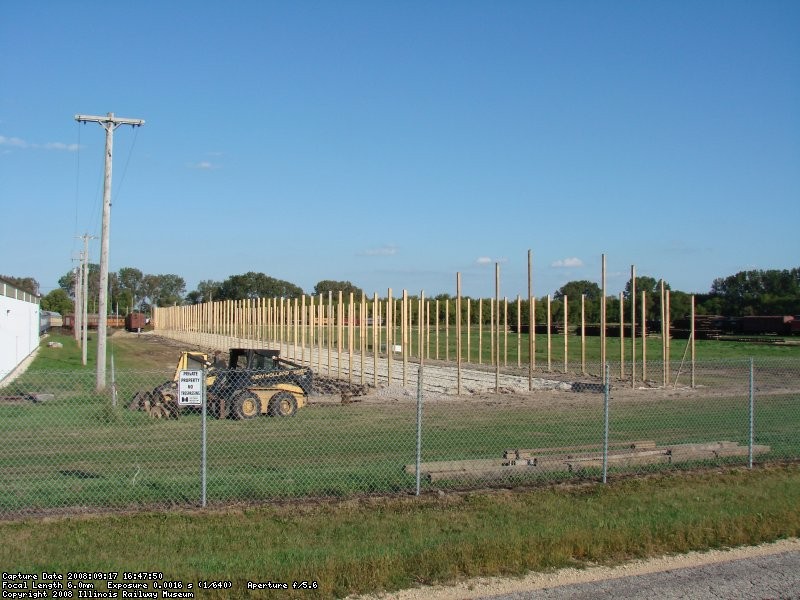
<box><xmin>350</xmin><ymin>538</ymin><xmax>800</xmax><ymax>600</ymax></box>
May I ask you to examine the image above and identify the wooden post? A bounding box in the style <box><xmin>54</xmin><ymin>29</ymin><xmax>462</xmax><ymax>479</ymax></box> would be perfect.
<box><xmin>327</xmin><ymin>292</ymin><xmax>333</xmax><ymax>377</ymax></box>
<box><xmin>402</xmin><ymin>289</ymin><xmax>408</xmax><ymax>387</ymax></box>
<box><xmin>349</xmin><ymin>292</ymin><xmax>354</xmax><ymax>382</ymax></box>
<box><xmin>516</xmin><ymin>295</ymin><xmax>521</xmax><ymax>368</ymax></box>
<box><xmin>532</xmin><ymin>297</ymin><xmax>537</xmax><ymax>370</ymax></box>
<box><xmin>360</xmin><ymin>293</ymin><xmax>366</xmax><ymax>385</ymax></box>
<box><xmin>308</xmin><ymin>295</ymin><xmax>314</xmax><ymax>365</ymax></box>
<box><xmin>690</xmin><ymin>294</ymin><xmax>695</xmax><ymax>388</ymax></box>
<box><xmin>301</xmin><ymin>295</ymin><xmax>306</xmax><ymax>364</ymax></box>
<box><xmin>387</xmin><ymin>288</ymin><xmax>393</xmax><ymax>385</ymax></box>
<box><xmin>563</xmin><ymin>295</ymin><xmax>568</xmax><ymax>373</ymax></box>
<box><xmin>495</xmin><ymin>264</ymin><xmax>500</xmax><ymax>391</ymax></box>
<box><xmin>417</xmin><ymin>290</ymin><xmax>427</xmax><ymax>364</ymax></box>
<box><xmin>418</xmin><ymin>293</ymin><xmax>424</xmax><ymax>361</ymax></box>
<box><xmin>490</xmin><ymin>298</ymin><xmax>494</xmax><ymax>366</ymax></box>
<box><xmin>435</xmin><ymin>299</ymin><xmax>440</xmax><ymax>361</ymax></box>
<box><xmin>318</xmin><ymin>293</ymin><xmax>323</xmax><ymax>373</ymax></box>
<box><xmin>336</xmin><ymin>291</ymin><xmax>342</xmax><ymax>380</ymax></box>
<box><xmin>425</xmin><ymin>299</ymin><xmax>431</xmax><ymax>360</ymax></box>
<box><xmin>466</xmin><ymin>298</ymin><xmax>471</xmax><ymax>363</ymax></box>
<box><xmin>373</xmin><ymin>292</ymin><xmax>379</xmax><ymax>387</ymax></box>
<box><xmin>528</xmin><ymin>249</ymin><xmax>534</xmax><ymax>389</ymax></box>
<box><xmin>280</xmin><ymin>298</ymin><xmax>285</xmax><ymax>355</ymax></box>
<box><xmin>478</xmin><ymin>298</ymin><xmax>483</xmax><ymax>365</ymax></box>
<box><xmin>663</xmin><ymin>289</ymin><xmax>672</xmax><ymax>385</ymax></box>
<box><xmin>445</xmin><ymin>298</ymin><xmax>450</xmax><ymax>362</ymax></box>
<box><xmin>581</xmin><ymin>294</ymin><xmax>586</xmax><ymax>374</ymax></box>
<box><xmin>660</xmin><ymin>280</ymin><xmax>666</xmax><ymax>387</ymax></box>
<box><xmin>642</xmin><ymin>290</ymin><xmax>647</xmax><ymax>383</ymax></box>
<box><xmin>601</xmin><ymin>254</ymin><xmax>607</xmax><ymax>372</ymax></box>
<box><xmin>546</xmin><ymin>294</ymin><xmax>552</xmax><ymax>372</ymax></box>
<box><xmin>293</xmin><ymin>297</ymin><xmax>299</xmax><ymax>360</ymax></box>
<box><xmin>426</xmin><ymin>299</ymin><xmax>431</xmax><ymax>360</ymax></box>
<box><xmin>456</xmin><ymin>273</ymin><xmax>462</xmax><ymax>395</ymax></box>
<box><xmin>619</xmin><ymin>292</ymin><xmax>624</xmax><ymax>379</ymax></box>
<box><xmin>503</xmin><ymin>297</ymin><xmax>508</xmax><ymax>367</ymax></box>
<box><xmin>631</xmin><ymin>265</ymin><xmax>636</xmax><ymax>389</ymax></box>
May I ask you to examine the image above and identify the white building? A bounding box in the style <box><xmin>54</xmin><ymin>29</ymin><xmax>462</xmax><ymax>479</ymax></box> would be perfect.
<box><xmin>0</xmin><ymin>278</ymin><xmax>40</xmax><ymax>381</ymax></box>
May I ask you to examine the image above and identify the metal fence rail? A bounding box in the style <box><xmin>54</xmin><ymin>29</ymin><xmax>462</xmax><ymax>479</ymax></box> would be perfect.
<box><xmin>0</xmin><ymin>358</ymin><xmax>797</xmax><ymax>517</ymax></box>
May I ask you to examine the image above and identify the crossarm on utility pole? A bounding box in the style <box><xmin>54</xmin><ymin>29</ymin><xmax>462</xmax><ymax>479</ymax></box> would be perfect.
<box><xmin>75</xmin><ymin>114</ymin><xmax>145</xmax><ymax>128</ymax></box>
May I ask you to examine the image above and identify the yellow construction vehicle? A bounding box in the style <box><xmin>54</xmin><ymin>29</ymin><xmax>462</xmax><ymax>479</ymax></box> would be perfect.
<box><xmin>207</xmin><ymin>348</ymin><xmax>313</xmax><ymax>420</ymax></box>
<box><xmin>130</xmin><ymin>348</ymin><xmax>312</xmax><ymax>420</ymax></box>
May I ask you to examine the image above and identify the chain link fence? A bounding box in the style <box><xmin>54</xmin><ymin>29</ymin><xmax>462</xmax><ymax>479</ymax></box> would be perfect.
<box><xmin>0</xmin><ymin>356</ymin><xmax>798</xmax><ymax>517</ymax></box>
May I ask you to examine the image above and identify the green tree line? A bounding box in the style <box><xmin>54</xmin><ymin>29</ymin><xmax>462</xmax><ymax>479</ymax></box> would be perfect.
<box><xmin>20</xmin><ymin>267</ymin><xmax>800</xmax><ymax>321</ymax></box>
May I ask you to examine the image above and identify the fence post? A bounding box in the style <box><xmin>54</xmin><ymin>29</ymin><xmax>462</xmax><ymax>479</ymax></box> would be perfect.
<box><xmin>603</xmin><ymin>363</ymin><xmax>610</xmax><ymax>484</ymax></box>
<box><xmin>749</xmin><ymin>358</ymin><xmax>754</xmax><ymax>470</ymax></box>
<box><xmin>415</xmin><ymin>364</ymin><xmax>424</xmax><ymax>496</ymax></box>
<box><xmin>201</xmin><ymin>367</ymin><xmax>208</xmax><ymax>507</ymax></box>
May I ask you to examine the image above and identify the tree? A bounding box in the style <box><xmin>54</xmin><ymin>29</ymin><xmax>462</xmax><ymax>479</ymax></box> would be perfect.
<box><xmin>217</xmin><ymin>272</ymin><xmax>303</xmax><ymax>300</ymax></box>
<box><xmin>58</xmin><ymin>264</ymin><xmax>100</xmax><ymax>303</ymax></box>
<box><xmin>40</xmin><ymin>288</ymin><xmax>73</xmax><ymax>315</ymax></box>
<box><xmin>624</xmin><ymin>276</ymin><xmax>669</xmax><ymax>299</ymax></box>
<box><xmin>624</xmin><ymin>275</ymin><xmax>671</xmax><ymax>322</ymax></box>
<box><xmin>550</xmin><ymin>281</ymin><xmax>603</xmax><ymax>324</ymax></box>
<box><xmin>142</xmin><ymin>274</ymin><xmax>186</xmax><ymax>307</ymax></box>
<box><xmin>553</xmin><ymin>280</ymin><xmax>601</xmax><ymax>301</ymax></box>
<box><xmin>708</xmin><ymin>268</ymin><xmax>800</xmax><ymax>316</ymax></box>
<box><xmin>313</xmin><ymin>280</ymin><xmax>364</xmax><ymax>298</ymax></box>
<box><xmin>118</xmin><ymin>267</ymin><xmax>144</xmax><ymax>310</ymax></box>
<box><xmin>1</xmin><ymin>275</ymin><xmax>40</xmax><ymax>296</ymax></box>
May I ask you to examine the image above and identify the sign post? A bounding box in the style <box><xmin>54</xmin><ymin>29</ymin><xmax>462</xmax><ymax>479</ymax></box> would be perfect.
<box><xmin>179</xmin><ymin>369</ymin><xmax>207</xmax><ymax>506</ymax></box>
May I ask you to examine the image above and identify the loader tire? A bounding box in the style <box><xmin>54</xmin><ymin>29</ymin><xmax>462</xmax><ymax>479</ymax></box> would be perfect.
<box><xmin>268</xmin><ymin>391</ymin><xmax>297</xmax><ymax>417</ymax></box>
<box><xmin>232</xmin><ymin>391</ymin><xmax>260</xmax><ymax>420</ymax></box>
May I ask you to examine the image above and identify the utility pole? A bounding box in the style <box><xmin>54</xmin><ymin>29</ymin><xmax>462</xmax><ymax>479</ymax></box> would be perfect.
<box><xmin>75</xmin><ymin>112</ymin><xmax>144</xmax><ymax>391</ymax></box>
<box><xmin>78</xmin><ymin>234</ymin><xmax>96</xmax><ymax>366</ymax></box>
<box><xmin>72</xmin><ymin>262</ymin><xmax>82</xmax><ymax>344</ymax></box>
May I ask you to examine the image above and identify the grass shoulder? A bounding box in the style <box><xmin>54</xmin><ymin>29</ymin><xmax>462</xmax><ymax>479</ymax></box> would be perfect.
<box><xmin>1</xmin><ymin>464</ymin><xmax>799</xmax><ymax>599</ymax></box>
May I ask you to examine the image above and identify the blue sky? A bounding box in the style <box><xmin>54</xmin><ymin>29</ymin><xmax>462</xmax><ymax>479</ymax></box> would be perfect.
<box><xmin>2</xmin><ymin>1</ymin><xmax>798</xmax><ymax>300</ymax></box>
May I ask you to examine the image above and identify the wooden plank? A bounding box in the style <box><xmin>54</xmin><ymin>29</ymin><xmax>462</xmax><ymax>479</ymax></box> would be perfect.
<box><xmin>404</xmin><ymin>458</ymin><xmax>504</xmax><ymax>476</ymax></box>
<box><xmin>427</xmin><ymin>460</ymin><xmax>571</xmax><ymax>482</ymax></box>
<box><xmin>508</xmin><ymin>440</ymin><xmax>656</xmax><ymax>460</ymax></box>
<box><xmin>668</xmin><ymin>444</ymin><xmax>770</xmax><ymax>462</ymax></box>
<box><xmin>569</xmin><ymin>451</ymin><xmax>671</xmax><ymax>470</ymax></box>
<box><xmin>410</xmin><ymin>442</ymin><xmax>771</xmax><ymax>482</ymax></box>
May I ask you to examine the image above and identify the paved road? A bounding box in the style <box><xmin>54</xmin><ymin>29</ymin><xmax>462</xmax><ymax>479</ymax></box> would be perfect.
<box><xmin>478</xmin><ymin>551</ymin><xmax>800</xmax><ymax>600</ymax></box>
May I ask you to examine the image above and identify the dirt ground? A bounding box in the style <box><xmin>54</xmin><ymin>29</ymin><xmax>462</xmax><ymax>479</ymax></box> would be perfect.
<box><xmin>113</xmin><ymin>330</ymin><xmax>798</xmax><ymax>413</ymax></box>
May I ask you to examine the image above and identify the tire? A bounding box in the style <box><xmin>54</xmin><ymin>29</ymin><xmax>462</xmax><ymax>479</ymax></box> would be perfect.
<box><xmin>268</xmin><ymin>391</ymin><xmax>298</xmax><ymax>417</ymax></box>
<box><xmin>159</xmin><ymin>389</ymin><xmax>182</xmax><ymax>418</ymax></box>
<box><xmin>232</xmin><ymin>391</ymin><xmax>260</xmax><ymax>420</ymax></box>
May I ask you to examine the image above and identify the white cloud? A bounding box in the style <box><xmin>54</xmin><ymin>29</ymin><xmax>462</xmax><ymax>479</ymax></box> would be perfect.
<box><xmin>551</xmin><ymin>257</ymin><xmax>584</xmax><ymax>268</ymax></box>
<box><xmin>475</xmin><ymin>257</ymin><xmax>508</xmax><ymax>266</ymax></box>
<box><xmin>0</xmin><ymin>136</ymin><xmax>79</xmax><ymax>151</ymax></box>
<box><xmin>360</xmin><ymin>245</ymin><xmax>398</xmax><ymax>256</ymax></box>
<box><xmin>0</xmin><ymin>136</ymin><xmax>29</xmax><ymax>148</ymax></box>
<box><xmin>43</xmin><ymin>142</ymin><xmax>80</xmax><ymax>151</ymax></box>
<box><xmin>189</xmin><ymin>161</ymin><xmax>218</xmax><ymax>170</ymax></box>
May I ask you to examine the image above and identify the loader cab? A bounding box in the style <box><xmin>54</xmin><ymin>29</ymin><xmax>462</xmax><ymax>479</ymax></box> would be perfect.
<box><xmin>172</xmin><ymin>351</ymin><xmax>211</xmax><ymax>381</ymax></box>
<box><xmin>227</xmin><ymin>348</ymin><xmax>281</xmax><ymax>371</ymax></box>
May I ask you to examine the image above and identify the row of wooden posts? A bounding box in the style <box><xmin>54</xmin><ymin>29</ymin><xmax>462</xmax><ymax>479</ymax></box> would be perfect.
<box><xmin>154</xmin><ymin>254</ymin><xmax>696</xmax><ymax>389</ymax></box>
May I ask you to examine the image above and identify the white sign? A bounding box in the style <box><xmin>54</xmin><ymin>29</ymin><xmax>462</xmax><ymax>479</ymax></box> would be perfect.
<box><xmin>178</xmin><ymin>369</ymin><xmax>204</xmax><ymax>406</ymax></box>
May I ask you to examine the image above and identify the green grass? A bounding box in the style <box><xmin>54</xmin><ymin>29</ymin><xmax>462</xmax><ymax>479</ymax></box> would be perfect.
<box><xmin>0</xmin><ymin>332</ymin><xmax>798</xmax><ymax>513</ymax></box>
<box><xmin>1</xmin><ymin>465</ymin><xmax>799</xmax><ymax>599</ymax></box>
<box><xmin>2</xmin><ymin>333</ymin><xmax>799</xmax><ymax>599</ymax></box>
